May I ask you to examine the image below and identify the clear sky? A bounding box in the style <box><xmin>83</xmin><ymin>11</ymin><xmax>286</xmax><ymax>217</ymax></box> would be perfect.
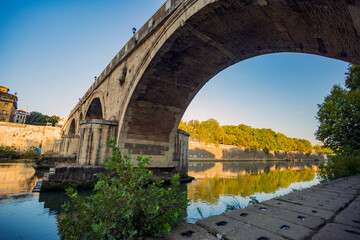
<box><xmin>0</xmin><ymin>0</ymin><xmax>349</xmax><ymax>144</ymax></box>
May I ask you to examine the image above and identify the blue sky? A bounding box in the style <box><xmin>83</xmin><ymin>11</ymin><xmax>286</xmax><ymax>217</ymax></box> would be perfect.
<box><xmin>0</xmin><ymin>0</ymin><xmax>349</xmax><ymax>144</ymax></box>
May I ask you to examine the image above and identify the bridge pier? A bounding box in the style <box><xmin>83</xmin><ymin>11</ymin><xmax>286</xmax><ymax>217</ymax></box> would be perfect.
<box><xmin>57</xmin><ymin>135</ymin><xmax>80</xmax><ymax>157</ymax></box>
<box><xmin>42</xmin><ymin>127</ymin><xmax>190</xmax><ymax>191</ymax></box>
<box><xmin>77</xmin><ymin>119</ymin><xmax>118</xmax><ymax>166</ymax></box>
<box><xmin>174</xmin><ymin>129</ymin><xmax>190</xmax><ymax>176</ymax></box>
<box><xmin>55</xmin><ymin>121</ymin><xmax>189</xmax><ymax>175</ymax></box>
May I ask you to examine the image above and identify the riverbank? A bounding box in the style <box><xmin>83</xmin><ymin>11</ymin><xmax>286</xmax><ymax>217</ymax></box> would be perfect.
<box><xmin>166</xmin><ymin>175</ymin><xmax>360</xmax><ymax>240</ymax></box>
<box><xmin>189</xmin><ymin>141</ymin><xmax>328</xmax><ymax>161</ymax></box>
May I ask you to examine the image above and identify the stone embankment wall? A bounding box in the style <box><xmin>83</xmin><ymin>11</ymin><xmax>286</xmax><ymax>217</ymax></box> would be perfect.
<box><xmin>41</xmin><ymin>166</ymin><xmax>111</xmax><ymax>191</ymax></box>
<box><xmin>0</xmin><ymin>122</ymin><xmax>61</xmax><ymax>153</ymax></box>
<box><xmin>189</xmin><ymin>142</ymin><xmax>327</xmax><ymax>161</ymax></box>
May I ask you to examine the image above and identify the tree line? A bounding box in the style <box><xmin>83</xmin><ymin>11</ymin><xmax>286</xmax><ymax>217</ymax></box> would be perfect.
<box><xmin>25</xmin><ymin>111</ymin><xmax>60</xmax><ymax>126</ymax></box>
<box><xmin>179</xmin><ymin>119</ymin><xmax>332</xmax><ymax>154</ymax></box>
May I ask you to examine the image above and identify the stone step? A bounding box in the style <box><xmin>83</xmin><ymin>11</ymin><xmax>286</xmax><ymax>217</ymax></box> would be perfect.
<box><xmin>312</xmin><ymin>223</ymin><xmax>360</xmax><ymax>240</ymax></box>
<box><xmin>262</xmin><ymin>199</ymin><xmax>335</xmax><ymax>220</ymax></box>
<box><xmin>244</xmin><ymin>203</ymin><xmax>325</xmax><ymax>230</ymax></box>
<box><xmin>197</xmin><ymin>214</ymin><xmax>286</xmax><ymax>240</ymax></box>
<box><xmin>224</xmin><ymin>208</ymin><xmax>313</xmax><ymax>240</ymax></box>
<box><xmin>334</xmin><ymin>200</ymin><xmax>360</xmax><ymax>229</ymax></box>
<box><xmin>32</xmin><ymin>180</ymin><xmax>42</xmax><ymax>192</ymax></box>
<box><xmin>164</xmin><ymin>223</ymin><xmax>217</xmax><ymax>240</ymax></box>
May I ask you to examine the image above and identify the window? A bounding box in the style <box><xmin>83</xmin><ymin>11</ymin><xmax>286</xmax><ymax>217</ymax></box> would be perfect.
<box><xmin>4</xmin><ymin>103</ymin><xmax>8</xmax><ymax>107</ymax></box>
<box><xmin>2</xmin><ymin>110</ymin><xmax>7</xmax><ymax>115</ymax></box>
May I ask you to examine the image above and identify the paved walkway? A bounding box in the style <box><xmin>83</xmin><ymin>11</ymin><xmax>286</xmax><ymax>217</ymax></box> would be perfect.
<box><xmin>165</xmin><ymin>176</ymin><xmax>360</xmax><ymax>240</ymax></box>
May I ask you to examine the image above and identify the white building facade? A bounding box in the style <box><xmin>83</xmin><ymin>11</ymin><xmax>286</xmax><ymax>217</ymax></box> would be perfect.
<box><xmin>14</xmin><ymin>110</ymin><xmax>27</xmax><ymax>124</ymax></box>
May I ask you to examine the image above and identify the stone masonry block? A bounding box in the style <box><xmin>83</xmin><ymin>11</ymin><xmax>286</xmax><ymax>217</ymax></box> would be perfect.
<box><xmin>334</xmin><ymin>200</ymin><xmax>360</xmax><ymax>229</ymax></box>
<box><xmin>245</xmin><ymin>203</ymin><xmax>325</xmax><ymax>229</ymax></box>
<box><xmin>262</xmin><ymin>199</ymin><xmax>335</xmax><ymax>220</ymax></box>
<box><xmin>312</xmin><ymin>223</ymin><xmax>360</xmax><ymax>240</ymax></box>
<box><xmin>196</xmin><ymin>214</ymin><xmax>286</xmax><ymax>240</ymax></box>
<box><xmin>165</xmin><ymin>223</ymin><xmax>217</xmax><ymax>240</ymax></box>
<box><xmin>278</xmin><ymin>192</ymin><xmax>351</xmax><ymax>212</ymax></box>
<box><xmin>300</xmin><ymin>187</ymin><xmax>355</xmax><ymax>199</ymax></box>
<box><xmin>311</xmin><ymin>185</ymin><xmax>359</xmax><ymax>196</ymax></box>
<box><xmin>225</xmin><ymin>209</ymin><xmax>312</xmax><ymax>240</ymax></box>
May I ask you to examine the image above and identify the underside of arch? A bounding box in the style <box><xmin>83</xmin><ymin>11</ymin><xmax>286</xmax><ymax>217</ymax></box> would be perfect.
<box><xmin>86</xmin><ymin>98</ymin><xmax>103</xmax><ymax>120</ymax></box>
<box><xmin>120</xmin><ymin>0</ymin><xmax>360</xmax><ymax>148</ymax></box>
<box><xmin>69</xmin><ymin>119</ymin><xmax>76</xmax><ymax>135</ymax></box>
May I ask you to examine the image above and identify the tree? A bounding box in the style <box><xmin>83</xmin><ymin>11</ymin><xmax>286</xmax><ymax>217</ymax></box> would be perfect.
<box><xmin>315</xmin><ymin>65</ymin><xmax>360</xmax><ymax>152</ymax></box>
<box><xmin>345</xmin><ymin>64</ymin><xmax>360</xmax><ymax>91</ymax></box>
<box><xmin>48</xmin><ymin>115</ymin><xmax>60</xmax><ymax>125</ymax></box>
<box><xmin>25</xmin><ymin>111</ymin><xmax>60</xmax><ymax>126</ymax></box>
<box><xmin>201</xmin><ymin>118</ymin><xmax>224</xmax><ymax>145</ymax></box>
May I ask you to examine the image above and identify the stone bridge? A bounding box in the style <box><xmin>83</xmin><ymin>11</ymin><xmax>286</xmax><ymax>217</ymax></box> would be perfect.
<box><xmin>56</xmin><ymin>0</ymin><xmax>360</xmax><ymax>174</ymax></box>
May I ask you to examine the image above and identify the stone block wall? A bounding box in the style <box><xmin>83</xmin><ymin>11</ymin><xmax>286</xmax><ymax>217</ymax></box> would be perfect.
<box><xmin>0</xmin><ymin>122</ymin><xmax>61</xmax><ymax>152</ymax></box>
<box><xmin>189</xmin><ymin>142</ymin><xmax>327</xmax><ymax>161</ymax></box>
<box><xmin>41</xmin><ymin>166</ymin><xmax>112</xmax><ymax>191</ymax></box>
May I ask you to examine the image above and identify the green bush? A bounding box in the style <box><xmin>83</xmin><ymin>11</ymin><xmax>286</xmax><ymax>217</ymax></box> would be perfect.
<box><xmin>0</xmin><ymin>146</ymin><xmax>20</xmax><ymax>159</ymax></box>
<box><xmin>58</xmin><ymin>137</ymin><xmax>188</xmax><ymax>240</ymax></box>
<box><xmin>21</xmin><ymin>146</ymin><xmax>41</xmax><ymax>160</ymax></box>
<box><xmin>317</xmin><ymin>151</ymin><xmax>360</xmax><ymax>182</ymax></box>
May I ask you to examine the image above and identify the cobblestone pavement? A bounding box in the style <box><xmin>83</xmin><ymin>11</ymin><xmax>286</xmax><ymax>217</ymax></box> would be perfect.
<box><xmin>164</xmin><ymin>176</ymin><xmax>360</xmax><ymax>240</ymax></box>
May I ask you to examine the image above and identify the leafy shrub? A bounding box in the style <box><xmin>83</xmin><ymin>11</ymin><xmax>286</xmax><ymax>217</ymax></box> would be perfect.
<box><xmin>224</xmin><ymin>196</ymin><xmax>259</xmax><ymax>213</ymax></box>
<box><xmin>224</xmin><ymin>198</ymin><xmax>243</xmax><ymax>212</ymax></box>
<box><xmin>58</xmin><ymin>137</ymin><xmax>188</xmax><ymax>239</ymax></box>
<box><xmin>21</xmin><ymin>146</ymin><xmax>41</xmax><ymax>160</ymax></box>
<box><xmin>248</xmin><ymin>196</ymin><xmax>260</xmax><ymax>205</ymax></box>
<box><xmin>317</xmin><ymin>151</ymin><xmax>360</xmax><ymax>182</ymax></box>
<box><xmin>0</xmin><ymin>146</ymin><xmax>20</xmax><ymax>159</ymax></box>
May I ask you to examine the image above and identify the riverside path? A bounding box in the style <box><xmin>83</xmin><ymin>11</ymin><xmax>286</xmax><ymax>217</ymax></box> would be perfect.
<box><xmin>163</xmin><ymin>176</ymin><xmax>360</xmax><ymax>240</ymax></box>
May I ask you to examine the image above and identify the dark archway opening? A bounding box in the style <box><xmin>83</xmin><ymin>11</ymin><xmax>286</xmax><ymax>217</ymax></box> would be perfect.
<box><xmin>85</xmin><ymin>98</ymin><xmax>103</xmax><ymax>120</ymax></box>
<box><xmin>69</xmin><ymin>119</ymin><xmax>76</xmax><ymax>135</ymax></box>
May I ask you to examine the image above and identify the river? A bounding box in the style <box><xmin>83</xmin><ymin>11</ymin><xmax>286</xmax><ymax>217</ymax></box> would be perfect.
<box><xmin>0</xmin><ymin>160</ymin><xmax>321</xmax><ymax>239</ymax></box>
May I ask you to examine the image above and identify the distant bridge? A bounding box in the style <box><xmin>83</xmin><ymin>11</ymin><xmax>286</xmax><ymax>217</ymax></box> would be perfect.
<box><xmin>57</xmin><ymin>0</ymin><xmax>360</xmax><ymax>174</ymax></box>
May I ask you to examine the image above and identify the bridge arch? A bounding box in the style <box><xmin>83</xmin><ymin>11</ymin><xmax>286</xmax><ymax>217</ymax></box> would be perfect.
<box><xmin>68</xmin><ymin>119</ymin><xmax>76</xmax><ymax>135</ymax></box>
<box><xmin>85</xmin><ymin>97</ymin><xmax>104</xmax><ymax>120</ymax></box>
<box><xmin>117</xmin><ymin>0</ymin><xmax>360</xmax><ymax>167</ymax></box>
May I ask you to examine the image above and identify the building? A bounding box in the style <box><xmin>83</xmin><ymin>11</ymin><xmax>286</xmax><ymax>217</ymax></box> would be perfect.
<box><xmin>0</xmin><ymin>86</ymin><xmax>18</xmax><ymax>122</ymax></box>
<box><xmin>55</xmin><ymin>118</ymin><xmax>65</xmax><ymax>128</ymax></box>
<box><xmin>14</xmin><ymin>110</ymin><xmax>27</xmax><ymax>124</ymax></box>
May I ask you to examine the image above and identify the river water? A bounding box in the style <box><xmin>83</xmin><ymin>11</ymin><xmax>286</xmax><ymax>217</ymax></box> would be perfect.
<box><xmin>0</xmin><ymin>160</ymin><xmax>321</xmax><ymax>239</ymax></box>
